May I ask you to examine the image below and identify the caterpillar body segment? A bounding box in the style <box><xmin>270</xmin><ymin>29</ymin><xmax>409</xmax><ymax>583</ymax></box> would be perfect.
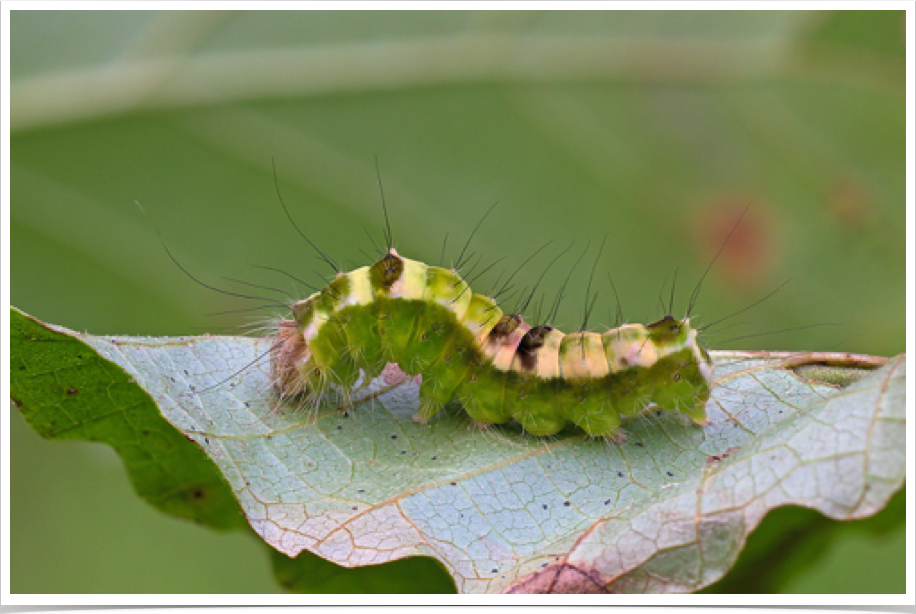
<box><xmin>272</xmin><ymin>249</ymin><xmax>713</xmax><ymax>437</ymax></box>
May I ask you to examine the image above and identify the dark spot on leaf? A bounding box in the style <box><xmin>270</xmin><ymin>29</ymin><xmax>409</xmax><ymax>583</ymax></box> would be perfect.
<box><xmin>617</xmin><ymin>472</ymin><xmax>624</xmax><ymax>478</ymax></box>
<box><xmin>667</xmin><ymin>471</ymin><xmax>674</xmax><ymax>477</ymax></box>
<box><xmin>352</xmin><ymin>506</ymin><xmax>357</xmax><ymax>511</ymax></box>
<box><xmin>635</xmin><ymin>442</ymin><xmax>643</xmax><ymax>447</ymax></box>
<box><xmin>563</xmin><ymin>501</ymin><xmax>570</xmax><ymax>507</ymax></box>
<box><xmin>357</xmin><ymin>489</ymin><xmax>365</xmax><ymax>493</ymax></box>
<box><xmin>543</xmin><ymin>504</ymin><xmax>548</xmax><ymax>510</ymax></box>
<box><xmin>450</xmin><ymin>482</ymin><xmax>457</xmax><ymax>486</ymax></box>
<box><xmin>400</xmin><ymin>450</ymin><xmax>406</xmax><ymax>455</ymax></box>
<box><xmin>191</xmin><ymin>488</ymin><xmax>205</xmax><ymax>500</ymax></box>
<box><xmin>431</xmin><ymin>456</ymin><xmax>437</xmax><ymax>460</ymax></box>
<box><xmin>204</xmin><ymin>438</ymin><xmax>209</xmax><ymax>445</ymax></box>
<box><xmin>66</xmin><ymin>388</ymin><xmax>78</xmax><ymax>395</ymax></box>
<box><xmin>604</xmin><ymin>500</ymin><xmax>610</xmax><ymax>505</ymax></box>
<box><xmin>491</xmin><ymin>568</ymin><xmax>498</xmax><ymax>573</ymax></box>
<box><xmin>343</xmin><ymin>412</ymin><xmax>349</xmax><ymax>418</ymax></box>
<box><xmin>391</xmin><ymin>435</ymin><xmax>397</xmax><ymax>439</ymax></box>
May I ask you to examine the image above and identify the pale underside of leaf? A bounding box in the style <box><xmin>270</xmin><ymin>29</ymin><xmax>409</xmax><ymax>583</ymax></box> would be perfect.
<box><xmin>70</xmin><ymin>326</ymin><xmax>903</xmax><ymax>594</ymax></box>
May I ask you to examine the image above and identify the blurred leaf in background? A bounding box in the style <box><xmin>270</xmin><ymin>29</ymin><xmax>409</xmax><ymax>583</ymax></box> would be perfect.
<box><xmin>9</xmin><ymin>9</ymin><xmax>905</xmax><ymax>593</ymax></box>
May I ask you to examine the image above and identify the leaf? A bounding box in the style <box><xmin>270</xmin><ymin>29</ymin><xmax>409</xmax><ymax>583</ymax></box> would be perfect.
<box><xmin>10</xmin><ymin>307</ymin><xmax>246</xmax><ymax>530</ymax></box>
<box><xmin>11</xmin><ymin>307</ymin><xmax>905</xmax><ymax>594</ymax></box>
<box><xmin>10</xmin><ymin>306</ymin><xmax>455</xmax><ymax>594</ymax></box>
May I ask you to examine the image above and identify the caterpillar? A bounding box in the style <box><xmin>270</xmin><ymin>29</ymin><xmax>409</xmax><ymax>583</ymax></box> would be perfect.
<box><xmin>269</xmin><ymin>245</ymin><xmax>713</xmax><ymax>439</ymax></box>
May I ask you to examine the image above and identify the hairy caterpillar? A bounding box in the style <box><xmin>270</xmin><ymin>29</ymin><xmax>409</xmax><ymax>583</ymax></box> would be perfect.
<box><xmin>269</xmin><ymin>235</ymin><xmax>714</xmax><ymax>440</ymax></box>
<box><xmin>144</xmin><ymin>165</ymin><xmax>763</xmax><ymax>440</ymax></box>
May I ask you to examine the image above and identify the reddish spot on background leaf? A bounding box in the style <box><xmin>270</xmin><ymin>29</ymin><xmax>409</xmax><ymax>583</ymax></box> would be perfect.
<box><xmin>694</xmin><ymin>197</ymin><xmax>777</xmax><ymax>292</ymax></box>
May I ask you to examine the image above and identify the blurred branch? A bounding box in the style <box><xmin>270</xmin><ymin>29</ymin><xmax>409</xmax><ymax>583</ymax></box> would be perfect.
<box><xmin>13</xmin><ymin>33</ymin><xmax>901</xmax><ymax>132</ymax></box>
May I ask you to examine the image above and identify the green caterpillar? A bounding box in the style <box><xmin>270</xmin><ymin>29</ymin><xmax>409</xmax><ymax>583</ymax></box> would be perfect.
<box><xmin>271</xmin><ymin>248</ymin><xmax>713</xmax><ymax>438</ymax></box>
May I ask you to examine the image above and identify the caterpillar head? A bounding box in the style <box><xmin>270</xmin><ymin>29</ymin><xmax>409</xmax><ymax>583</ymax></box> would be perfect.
<box><xmin>644</xmin><ymin>315</ymin><xmax>711</xmax><ymax>425</ymax></box>
<box><xmin>645</xmin><ymin>315</ymin><xmax>712</xmax><ymax>377</ymax></box>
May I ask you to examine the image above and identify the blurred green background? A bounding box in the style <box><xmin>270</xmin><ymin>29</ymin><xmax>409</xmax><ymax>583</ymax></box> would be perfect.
<box><xmin>10</xmin><ymin>10</ymin><xmax>905</xmax><ymax>593</ymax></box>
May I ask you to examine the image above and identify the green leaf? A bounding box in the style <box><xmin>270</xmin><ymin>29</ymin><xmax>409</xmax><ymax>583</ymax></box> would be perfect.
<box><xmin>11</xmin><ymin>307</ymin><xmax>904</xmax><ymax>594</ymax></box>
<box><xmin>10</xmin><ymin>307</ymin><xmax>246</xmax><ymax>530</ymax></box>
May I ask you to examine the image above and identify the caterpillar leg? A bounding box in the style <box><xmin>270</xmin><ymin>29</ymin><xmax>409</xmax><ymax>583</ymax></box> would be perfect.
<box><xmin>513</xmin><ymin>409</ymin><xmax>566</xmax><ymax>437</ymax></box>
<box><xmin>602</xmin><ymin>431</ymin><xmax>627</xmax><ymax>445</ymax></box>
<box><xmin>412</xmin><ymin>373</ymin><xmax>455</xmax><ymax>424</ymax></box>
<box><xmin>680</xmin><ymin>400</ymin><xmax>708</xmax><ymax>426</ymax></box>
<box><xmin>576</xmin><ymin>417</ymin><xmax>622</xmax><ymax>439</ymax></box>
<box><xmin>471</xmin><ymin>419</ymin><xmax>494</xmax><ymax>431</ymax></box>
<box><xmin>412</xmin><ymin>396</ymin><xmax>443</xmax><ymax>424</ymax></box>
<box><xmin>654</xmin><ymin>392</ymin><xmax>708</xmax><ymax>426</ymax></box>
